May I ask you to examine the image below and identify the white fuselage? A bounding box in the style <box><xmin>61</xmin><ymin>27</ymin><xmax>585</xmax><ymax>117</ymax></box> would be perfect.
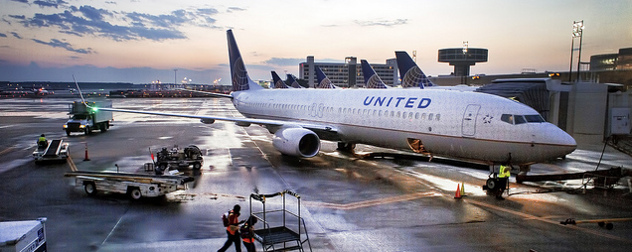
<box><xmin>231</xmin><ymin>88</ymin><xmax>576</xmax><ymax>165</ymax></box>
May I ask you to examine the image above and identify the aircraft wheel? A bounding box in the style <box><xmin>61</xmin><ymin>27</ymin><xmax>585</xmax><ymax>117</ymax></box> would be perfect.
<box><xmin>129</xmin><ymin>188</ymin><xmax>142</xmax><ymax>200</ymax></box>
<box><xmin>84</xmin><ymin>182</ymin><xmax>97</xmax><ymax>196</ymax></box>
<box><xmin>337</xmin><ymin>142</ymin><xmax>356</xmax><ymax>152</ymax></box>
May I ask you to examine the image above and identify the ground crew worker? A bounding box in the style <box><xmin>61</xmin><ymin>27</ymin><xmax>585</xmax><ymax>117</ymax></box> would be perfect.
<box><xmin>37</xmin><ymin>134</ymin><xmax>47</xmax><ymax>149</ymax></box>
<box><xmin>497</xmin><ymin>164</ymin><xmax>511</xmax><ymax>200</ymax></box>
<box><xmin>240</xmin><ymin>216</ymin><xmax>258</xmax><ymax>252</ymax></box>
<box><xmin>218</xmin><ymin>204</ymin><xmax>245</xmax><ymax>252</ymax></box>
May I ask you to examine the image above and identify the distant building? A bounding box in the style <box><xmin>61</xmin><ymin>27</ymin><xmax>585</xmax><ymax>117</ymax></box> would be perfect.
<box><xmin>299</xmin><ymin>56</ymin><xmax>397</xmax><ymax>88</ymax></box>
<box><xmin>438</xmin><ymin>48</ymin><xmax>488</xmax><ymax>76</ymax></box>
<box><xmin>590</xmin><ymin>47</ymin><xmax>632</xmax><ymax>71</ymax></box>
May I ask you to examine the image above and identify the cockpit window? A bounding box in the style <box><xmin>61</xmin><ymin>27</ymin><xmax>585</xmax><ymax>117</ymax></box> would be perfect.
<box><xmin>501</xmin><ymin>114</ymin><xmax>545</xmax><ymax>125</ymax></box>
<box><xmin>514</xmin><ymin>115</ymin><xmax>526</xmax><ymax>125</ymax></box>
<box><xmin>524</xmin><ymin>114</ymin><xmax>545</xmax><ymax>123</ymax></box>
<box><xmin>501</xmin><ymin>114</ymin><xmax>514</xmax><ymax>124</ymax></box>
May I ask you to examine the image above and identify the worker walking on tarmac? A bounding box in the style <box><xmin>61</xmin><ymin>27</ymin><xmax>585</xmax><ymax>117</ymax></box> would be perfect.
<box><xmin>240</xmin><ymin>216</ymin><xmax>258</xmax><ymax>252</ymax></box>
<box><xmin>218</xmin><ymin>204</ymin><xmax>245</xmax><ymax>252</ymax></box>
<box><xmin>496</xmin><ymin>164</ymin><xmax>511</xmax><ymax>200</ymax></box>
<box><xmin>37</xmin><ymin>134</ymin><xmax>48</xmax><ymax>149</ymax></box>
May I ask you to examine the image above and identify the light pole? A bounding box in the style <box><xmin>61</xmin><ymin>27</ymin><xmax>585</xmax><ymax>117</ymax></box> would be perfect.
<box><xmin>569</xmin><ymin>20</ymin><xmax>584</xmax><ymax>82</ymax></box>
<box><xmin>174</xmin><ymin>69</ymin><xmax>178</xmax><ymax>88</ymax></box>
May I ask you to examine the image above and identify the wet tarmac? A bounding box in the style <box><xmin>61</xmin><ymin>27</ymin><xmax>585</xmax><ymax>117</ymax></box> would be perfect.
<box><xmin>1</xmin><ymin>98</ymin><xmax>632</xmax><ymax>251</ymax></box>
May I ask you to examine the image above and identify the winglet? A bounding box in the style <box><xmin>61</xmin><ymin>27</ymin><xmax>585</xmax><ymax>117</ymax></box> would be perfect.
<box><xmin>361</xmin><ymin>60</ymin><xmax>388</xmax><ymax>89</ymax></box>
<box><xmin>72</xmin><ymin>75</ymin><xmax>88</xmax><ymax>104</ymax></box>
<box><xmin>227</xmin><ymin>30</ymin><xmax>263</xmax><ymax>92</ymax></box>
<box><xmin>395</xmin><ymin>51</ymin><xmax>435</xmax><ymax>88</ymax></box>
<box><xmin>271</xmin><ymin>71</ymin><xmax>289</xmax><ymax>89</ymax></box>
<box><xmin>315</xmin><ymin>66</ymin><xmax>336</xmax><ymax>89</ymax></box>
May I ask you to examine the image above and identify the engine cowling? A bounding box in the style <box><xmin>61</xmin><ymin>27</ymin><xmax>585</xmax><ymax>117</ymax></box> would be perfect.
<box><xmin>272</xmin><ymin>127</ymin><xmax>320</xmax><ymax>158</ymax></box>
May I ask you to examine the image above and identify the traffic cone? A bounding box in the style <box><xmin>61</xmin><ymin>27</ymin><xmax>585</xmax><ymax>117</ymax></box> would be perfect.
<box><xmin>83</xmin><ymin>142</ymin><xmax>90</xmax><ymax>161</ymax></box>
<box><xmin>454</xmin><ymin>184</ymin><xmax>462</xmax><ymax>199</ymax></box>
<box><xmin>460</xmin><ymin>182</ymin><xmax>465</xmax><ymax>197</ymax></box>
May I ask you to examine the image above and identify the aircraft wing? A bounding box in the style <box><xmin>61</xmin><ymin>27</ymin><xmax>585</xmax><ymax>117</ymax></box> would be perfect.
<box><xmin>93</xmin><ymin>106</ymin><xmax>339</xmax><ymax>137</ymax></box>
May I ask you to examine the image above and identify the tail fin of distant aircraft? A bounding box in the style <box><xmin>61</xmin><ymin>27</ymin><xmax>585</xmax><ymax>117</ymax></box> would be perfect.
<box><xmin>395</xmin><ymin>51</ymin><xmax>435</xmax><ymax>88</ymax></box>
<box><xmin>286</xmin><ymin>74</ymin><xmax>302</xmax><ymax>88</ymax></box>
<box><xmin>271</xmin><ymin>71</ymin><xmax>289</xmax><ymax>89</ymax></box>
<box><xmin>227</xmin><ymin>30</ymin><xmax>263</xmax><ymax>92</ymax></box>
<box><xmin>315</xmin><ymin>66</ymin><xmax>336</xmax><ymax>89</ymax></box>
<box><xmin>361</xmin><ymin>60</ymin><xmax>388</xmax><ymax>89</ymax></box>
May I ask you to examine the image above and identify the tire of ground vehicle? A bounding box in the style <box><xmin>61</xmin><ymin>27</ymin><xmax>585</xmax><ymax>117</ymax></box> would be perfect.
<box><xmin>85</xmin><ymin>126</ymin><xmax>90</xmax><ymax>135</ymax></box>
<box><xmin>486</xmin><ymin>178</ymin><xmax>497</xmax><ymax>191</ymax></box>
<box><xmin>101</xmin><ymin>123</ymin><xmax>108</xmax><ymax>132</ymax></box>
<box><xmin>192</xmin><ymin>162</ymin><xmax>201</xmax><ymax>170</ymax></box>
<box><xmin>66</xmin><ymin>130</ymin><xmax>71</xmax><ymax>136</ymax></box>
<box><xmin>128</xmin><ymin>187</ymin><xmax>142</xmax><ymax>200</ymax></box>
<box><xmin>84</xmin><ymin>182</ymin><xmax>97</xmax><ymax>196</ymax></box>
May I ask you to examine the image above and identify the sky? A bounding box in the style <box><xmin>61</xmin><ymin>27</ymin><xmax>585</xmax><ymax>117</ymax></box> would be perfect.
<box><xmin>0</xmin><ymin>0</ymin><xmax>630</xmax><ymax>84</ymax></box>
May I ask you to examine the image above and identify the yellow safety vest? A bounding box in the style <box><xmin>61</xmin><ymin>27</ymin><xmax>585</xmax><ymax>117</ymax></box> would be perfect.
<box><xmin>499</xmin><ymin>165</ymin><xmax>510</xmax><ymax>178</ymax></box>
<box><xmin>38</xmin><ymin>137</ymin><xmax>46</xmax><ymax>142</ymax></box>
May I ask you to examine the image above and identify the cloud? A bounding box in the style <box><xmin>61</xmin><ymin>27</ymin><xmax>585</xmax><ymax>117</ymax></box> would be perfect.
<box><xmin>227</xmin><ymin>7</ymin><xmax>246</xmax><ymax>12</ymax></box>
<box><xmin>0</xmin><ymin>33</ymin><xmax>7</xmax><ymax>38</ymax></box>
<box><xmin>10</xmin><ymin>0</ymin><xmax>28</xmax><ymax>3</ymax></box>
<box><xmin>33</xmin><ymin>0</ymin><xmax>68</xmax><ymax>8</ymax></box>
<box><xmin>32</xmin><ymin>38</ymin><xmax>94</xmax><ymax>54</ymax></box>
<box><xmin>11</xmin><ymin>32</ymin><xmax>22</xmax><ymax>39</ymax></box>
<box><xmin>17</xmin><ymin>5</ymin><xmax>219</xmax><ymax>41</ymax></box>
<box><xmin>265</xmin><ymin>57</ymin><xmax>304</xmax><ymax>66</ymax></box>
<box><xmin>354</xmin><ymin>19</ymin><xmax>408</xmax><ymax>27</ymax></box>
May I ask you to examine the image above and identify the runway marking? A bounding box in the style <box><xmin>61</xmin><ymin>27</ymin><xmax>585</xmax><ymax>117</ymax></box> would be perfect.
<box><xmin>465</xmin><ymin>199</ymin><xmax>632</xmax><ymax>243</ymax></box>
<box><xmin>303</xmin><ymin>192</ymin><xmax>440</xmax><ymax>210</ymax></box>
<box><xmin>0</xmin><ymin>147</ymin><xmax>15</xmax><ymax>156</ymax></box>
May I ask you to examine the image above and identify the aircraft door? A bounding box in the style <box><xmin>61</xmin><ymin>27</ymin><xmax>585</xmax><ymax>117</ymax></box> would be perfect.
<box><xmin>462</xmin><ymin>104</ymin><xmax>481</xmax><ymax>137</ymax></box>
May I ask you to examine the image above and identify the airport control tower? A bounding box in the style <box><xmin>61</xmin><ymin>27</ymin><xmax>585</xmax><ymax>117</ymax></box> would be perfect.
<box><xmin>438</xmin><ymin>42</ymin><xmax>488</xmax><ymax>76</ymax></box>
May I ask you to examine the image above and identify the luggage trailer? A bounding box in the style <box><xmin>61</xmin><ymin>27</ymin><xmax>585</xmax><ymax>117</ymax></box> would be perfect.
<box><xmin>65</xmin><ymin>171</ymin><xmax>194</xmax><ymax>200</ymax></box>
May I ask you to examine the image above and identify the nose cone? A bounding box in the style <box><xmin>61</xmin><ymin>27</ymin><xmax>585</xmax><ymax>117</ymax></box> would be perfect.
<box><xmin>542</xmin><ymin>124</ymin><xmax>577</xmax><ymax>158</ymax></box>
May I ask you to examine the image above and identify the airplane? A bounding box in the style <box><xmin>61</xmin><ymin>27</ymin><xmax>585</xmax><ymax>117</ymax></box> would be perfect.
<box><xmin>77</xmin><ymin>29</ymin><xmax>576</xmax><ymax>174</ymax></box>
<box><xmin>360</xmin><ymin>60</ymin><xmax>389</xmax><ymax>89</ymax></box>
<box><xmin>271</xmin><ymin>71</ymin><xmax>290</xmax><ymax>89</ymax></box>
<box><xmin>286</xmin><ymin>74</ymin><xmax>302</xmax><ymax>88</ymax></box>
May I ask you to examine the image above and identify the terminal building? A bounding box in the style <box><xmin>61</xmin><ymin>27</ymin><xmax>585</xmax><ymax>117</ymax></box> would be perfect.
<box><xmin>299</xmin><ymin>56</ymin><xmax>397</xmax><ymax>88</ymax></box>
<box><xmin>590</xmin><ymin>47</ymin><xmax>632</xmax><ymax>71</ymax></box>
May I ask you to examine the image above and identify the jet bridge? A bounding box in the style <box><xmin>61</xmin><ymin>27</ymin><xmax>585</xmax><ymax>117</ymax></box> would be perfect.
<box><xmin>249</xmin><ymin>190</ymin><xmax>312</xmax><ymax>252</ymax></box>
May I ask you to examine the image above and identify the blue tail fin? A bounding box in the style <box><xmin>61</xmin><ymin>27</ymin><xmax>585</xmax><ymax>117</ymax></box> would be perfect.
<box><xmin>315</xmin><ymin>66</ymin><xmax>336</xmax><ymax>89</ymax></box>
<box><xmin>227</xmin><ymin>30</ymin><xmax>263</xmax><ymax>91</ymax></box>
<box><xmin>395</xmin><ymin>51</ymin><xmax>435</xmax><ymax>88</ymax></box>
<box><xmin>361</xmin><ymin>60</ymin><xmax>388</xmax><ymax>89</ymax></box>
<box><xmin>286</xmin><ymin>74</ymin><xmax>302</xmax><ymax>88</ymax></box>
<box><xmin>271</xmin><ymin>71</ymin><xmax>289</xmax><ymax>89</ymax></box>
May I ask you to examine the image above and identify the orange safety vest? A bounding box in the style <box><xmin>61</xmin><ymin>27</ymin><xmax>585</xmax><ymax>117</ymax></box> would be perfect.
<box><xmin>226</xmin><ymin>211</ymin><xmax>240</xmax><ymax>235</ymax></box>
<box><xmin>241</xmin><ymin>223</ymin><xmax>254</xmax><ymax>243</ymax></box>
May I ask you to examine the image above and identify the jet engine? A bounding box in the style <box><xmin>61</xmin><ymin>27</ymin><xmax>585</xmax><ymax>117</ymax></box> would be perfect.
<box><xmin>272</xmin><ymin>127</ymin><xmax>320</xmax><ymax>158</ymax></box>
